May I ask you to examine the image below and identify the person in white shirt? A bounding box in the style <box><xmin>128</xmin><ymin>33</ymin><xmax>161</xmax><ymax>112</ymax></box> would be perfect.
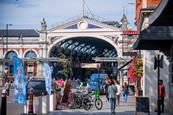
<box><xmin>115</xmin><ymin>81</ymin><xmax>121</xmax><ymax>106</ymax></box>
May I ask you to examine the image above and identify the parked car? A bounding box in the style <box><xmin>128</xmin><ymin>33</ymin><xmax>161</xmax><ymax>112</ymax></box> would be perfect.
<box><xmin>27</xmin><ymin>79</ymin><xmax>47</xmax><ymax>97</ymax></box>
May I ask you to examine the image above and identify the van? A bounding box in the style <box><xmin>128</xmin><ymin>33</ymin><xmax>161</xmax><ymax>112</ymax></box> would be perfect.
<box><xmin>88</xmin><ymin>73</ymin><xmax>108</xmax><ymax>92</ymax></box>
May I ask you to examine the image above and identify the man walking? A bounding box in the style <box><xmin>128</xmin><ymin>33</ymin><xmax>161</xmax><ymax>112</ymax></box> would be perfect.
<box><xmin>159</xmin><ymin>80</ymin><xmax>165</xmax><ymax>113</ymax></box>
<box><xmin>108</xmin><ymin>80</ymin><xmax>117</xmax><ymax>114</ymax></box>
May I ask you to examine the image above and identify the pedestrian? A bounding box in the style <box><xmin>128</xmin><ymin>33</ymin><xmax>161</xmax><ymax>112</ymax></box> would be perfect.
<box><xmin>10</xmin><ymin>77</ymin><xmax>14</xmax><ymax>89</ymax></box>
<box><xmin>4</xmin><ymin>80</ymin><xmax>10</xmax><ymax>96</ymax></box>
<box><xmin>28</xmin><ymin>88</ymin><xmax>34</xmax><ymax>113</ymax></box>
<box><xmin>51</xmin><ymin>84</ymin><xmax>56</xmax><ymax>94</ymax></box>
<box><xmin>2</xmin><ymin>73</ymin><xmax>6</xmax><ymax>87</ymax></box>
<box><xmin>159</xmin><ymin>80</ymin><xmax>165</xmax><ymax>113</ymax></box>
<box><xmin>1</xmin><ymin>89</ymin><xmax>7</xmax><ymax>115</ymax></box>
<box><xmin>108</xmin><ymin>80</ymin><xmax>117</xmax><ymax>114</ymax></box>
<box><xmin>104</xmin><ymin>79</ymin><xmax>110</xmax><ymax>102</ymax></box>
<box><xmin>115</xmin><ymin>80</ymin><xmax>121</xmax><ymax>106</ymax></box>
<box><xmin>122</xmin><ymin>82</ymin><xmax>128</xmax><ymax>102</ymax></box>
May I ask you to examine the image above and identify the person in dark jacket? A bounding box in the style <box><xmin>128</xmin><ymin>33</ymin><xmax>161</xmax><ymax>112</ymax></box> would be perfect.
<box><xmin>104</xmin><ymin>79</ymin><xmax>110</xmax><ymax>101</ymax></box>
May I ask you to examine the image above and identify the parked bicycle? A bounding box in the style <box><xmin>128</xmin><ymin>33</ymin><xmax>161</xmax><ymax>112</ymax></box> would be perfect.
<box><xmin>68</xmin><ymin>90</ymin><xmax>88</xmax><ymax>109</ymax></box>
<box><xmin>82</xmin><ymin>90</ymin><xmax>103</xmax><ymax>111</ymax></box>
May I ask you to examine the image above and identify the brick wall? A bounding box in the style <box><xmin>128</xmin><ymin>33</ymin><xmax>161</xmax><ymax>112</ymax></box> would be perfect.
<box><xmin>147</xmin><ymin>0</ymin><xmax>161</xmax><ymax>7</ymax></box>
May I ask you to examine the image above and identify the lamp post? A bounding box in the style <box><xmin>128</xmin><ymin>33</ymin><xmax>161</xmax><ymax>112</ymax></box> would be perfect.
<box><xmin>4</xmin><ymin>24</ymin><xmax>12</xmax><ymax>79</ymax></box>
<box><xmin>1</xmin><ymin>36</ymin><xmax>4</xmax><ymax>55</ymax></box>
<box><xmin>6</xmin><ymin>24</ymin><xmax>12</xmax><ymax>51</ymax></box>
<box><xmin>18</xmin><ymin>35</ymin><xmax>23</xmax><ymax>57</ymax></box>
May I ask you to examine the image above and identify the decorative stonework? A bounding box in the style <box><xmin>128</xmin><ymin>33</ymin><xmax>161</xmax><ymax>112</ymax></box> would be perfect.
<box><xmin>102</xmin><ymin>35</ymin><xmax>120</xmax><ymax>45</ymax></box>
<box><xmin>78</xmin><ymin>21</ymin><xmax>88</xmax><ymax>30</ymax></box>
<box><xmin>49</xmin><ymin>36</ymin><xmax>63</xmax><ymax>44</ymax></box>
<box><xmin>40</xmin><ymin>18</ymin><xmax>47</xmax><ymax>32</ymax></box>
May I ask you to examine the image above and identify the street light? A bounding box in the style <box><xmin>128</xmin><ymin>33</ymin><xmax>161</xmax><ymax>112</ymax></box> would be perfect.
<box><xmin>6</xmin><ymin>24</ymin><xmax>12</xmax><ymax>51</ymax></box>
<box><xmin>20</xmin><ymin>35</ymin><xmax>23</xmax><ymax>55</ymax></box>
<box><xmin>4</xmin><ymin>24</ymin><xmax>12</xmax><ymax>82</ymax></box>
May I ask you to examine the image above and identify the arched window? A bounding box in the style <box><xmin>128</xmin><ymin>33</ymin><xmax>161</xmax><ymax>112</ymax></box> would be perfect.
<box><xmin>24</xmin><ymin>50</ymin><xmax>37</xmax><ymax>59</ymax></box>
<box><xmin>5</xmin><ymin>51</ymin><xmax>18</xmax><ymax>59</ymax></box>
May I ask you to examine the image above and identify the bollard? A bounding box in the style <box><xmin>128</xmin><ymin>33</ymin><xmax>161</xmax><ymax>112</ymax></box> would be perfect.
<box><xmin>49</xmin><ymin>95</ymin><xmax>54</xmax><ymax>111</ymax></box>
<box><xmin>1</xmin><ymin>89</ymin><xmax>7</xmax><ymax>115</ymax></box>
<box><xmin>42</xmin><ymin>96</ymin><xmax>48</xmax><ymax>114</ymax></box>
<box><xmin>33</xmin><ymin>96</ymin><xmax>42</xmax><ymax>114</ymax></box>
<box><xmin>28</xmin><ymin>90</ymin><xmax>34</xmax><ymax>114</ymax></box>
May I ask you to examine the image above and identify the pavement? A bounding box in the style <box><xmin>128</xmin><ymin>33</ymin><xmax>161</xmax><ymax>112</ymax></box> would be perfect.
<box><xmin>48</xmin><ymin>96</ymin><xmax>170</xmax><ymax>115</ymax></box>
<box><xmin>0</xmin><ymin>81</ymin><xmax>170</xmax><ymax>115</ymax></box>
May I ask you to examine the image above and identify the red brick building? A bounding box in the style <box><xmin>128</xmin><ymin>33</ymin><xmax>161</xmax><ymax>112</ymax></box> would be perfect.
<box><xmin>135</xmin><ymin>0</ymin><xmax>161</xmax><ymax>31</ymax></box>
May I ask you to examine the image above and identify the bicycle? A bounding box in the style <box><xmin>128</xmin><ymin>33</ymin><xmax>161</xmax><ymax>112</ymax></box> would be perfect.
<box><xmin>82</xmin><ymin>90</ymin><xmax>103</xmax><ymax>111</ymax></box>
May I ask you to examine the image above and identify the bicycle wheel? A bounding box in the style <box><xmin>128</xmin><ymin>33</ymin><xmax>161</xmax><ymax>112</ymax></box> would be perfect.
<box><xmin>95</xmin><ymin>98</ymin><xmax>103</xmax><ymax>110</ymax></box>
<box><xmin>82</xmin><ymin>98</ymin><xmax>91</xmax><ymax>111</ymax></box>
<box><xmin>74</xmin><ymin>97</ymin><xmax>82</xmax><ymax>108</ymax></box>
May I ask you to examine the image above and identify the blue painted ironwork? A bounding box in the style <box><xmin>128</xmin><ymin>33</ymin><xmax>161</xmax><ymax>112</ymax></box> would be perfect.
<box><xmin>88</xmin><ymin>24</ymin><xmax>101</xmax><ymax>29</ymax></box>
<box><xmin>65</xmin><ymin>24</ymin><xmax>78</xmax><ymax>29</ymax></box>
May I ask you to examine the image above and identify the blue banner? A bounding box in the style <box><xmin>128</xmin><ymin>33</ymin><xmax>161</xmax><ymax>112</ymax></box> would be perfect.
<box><xmin>13</xmin><ymin>56</ymin><xmax>26</xmax><ymax>104</ymax></box>
<box><xmin>44</xmin><ymin>63</ymin><xmax>52</xmax><ymax>95</ymax></box>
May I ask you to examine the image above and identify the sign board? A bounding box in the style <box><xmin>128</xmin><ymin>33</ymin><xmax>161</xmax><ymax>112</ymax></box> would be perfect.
<box><xmin>123</xmin><ymin>52</ymin><xmax>138</xmax><ymax>56</ymax></box>
<box><xmin>81</xmin><ymin>63</ymin><xmax>100</xmax><ymax>69</ymax></box>
<box><xmin>136</xmin><ymin>97</ymin><xmax>150</xmax><ymax>115</ymax></box>
<box><xmin>122</xmin><ymin>31</ymin><xmax>139</xmax><ymax>35</ymax></box>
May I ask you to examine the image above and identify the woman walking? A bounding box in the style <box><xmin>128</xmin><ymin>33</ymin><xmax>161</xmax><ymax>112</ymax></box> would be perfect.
<box><xmin>122</xmin><ymin>82</ymin><xmax>129</xmax><ymax>102</ymax></box>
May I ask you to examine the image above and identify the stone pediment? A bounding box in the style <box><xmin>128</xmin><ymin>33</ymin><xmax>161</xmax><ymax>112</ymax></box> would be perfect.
<box><xmin>48</xmin><ymin>17</ymin><xmax>119</xmax><ymax>32</ymax></box>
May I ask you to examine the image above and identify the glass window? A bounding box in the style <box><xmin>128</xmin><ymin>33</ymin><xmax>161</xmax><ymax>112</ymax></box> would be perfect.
<box><xmin>24</xmin><ymin>50</ymin><xmax>37</xmax><ymax>59</ymax></box>
<box><xmin>5</xmin><ymin>51</ymin><xmax>18</xmax><ymax>59</ymax></box>
<box><xmin>9</xmin><ymin>65</ymin><xmax>13</xmax><ymax>75</ymax></box>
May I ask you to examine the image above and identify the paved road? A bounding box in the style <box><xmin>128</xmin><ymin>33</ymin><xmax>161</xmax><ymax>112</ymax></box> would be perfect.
<box><xmin>48</xmin><ymin>96</ymin><xmax>135</xmax><ymax>115</ymax></box>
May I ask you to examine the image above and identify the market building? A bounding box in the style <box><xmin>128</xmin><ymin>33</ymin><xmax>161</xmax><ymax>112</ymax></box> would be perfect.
<box><xmin>0</xmin><ymin>17</ymin><xmax>138</xmax><ymax>84</ymax></box>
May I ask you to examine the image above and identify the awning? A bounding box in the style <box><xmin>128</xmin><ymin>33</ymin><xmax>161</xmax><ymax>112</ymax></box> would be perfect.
<box><xmin>134</xmin><ymin>26</ymin><xmax>173</xmax><ymax>50</ymax></box>
<box><xmin>134</xmin><ymin>0</ymin><xmax>173</xmax><ymax>50</ymax></box>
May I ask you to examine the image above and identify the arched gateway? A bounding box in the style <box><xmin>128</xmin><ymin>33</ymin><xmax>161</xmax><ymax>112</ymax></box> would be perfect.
<box><xmin>41</xmin><ymin>17</ymin><xmax>123</xmax><ymax>79</ymax></box>
<box><xmin>45</xmin><ymin>18</ymin><xmax>123</xmax><ymax>58</ymax></box>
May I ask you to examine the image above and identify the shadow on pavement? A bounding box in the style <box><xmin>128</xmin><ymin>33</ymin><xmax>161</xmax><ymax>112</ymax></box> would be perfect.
<box><xmin>48</xmin><ymin>111</ymin><xmax>136</xmax><ymax>115</ymax></box>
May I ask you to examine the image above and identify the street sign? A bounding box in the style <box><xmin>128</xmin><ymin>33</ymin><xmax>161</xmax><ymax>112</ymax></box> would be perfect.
<box><xmin>154</xmin><ymin>55</ymin><xmax>164</xmax><ymax>70</ymax></box>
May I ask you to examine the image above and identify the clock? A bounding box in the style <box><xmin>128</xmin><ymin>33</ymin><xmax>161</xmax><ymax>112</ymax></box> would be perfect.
<box><xmin>78</xmin><ymin>21</ymin><xmax>88</xmax><ymax>29</ymax></box>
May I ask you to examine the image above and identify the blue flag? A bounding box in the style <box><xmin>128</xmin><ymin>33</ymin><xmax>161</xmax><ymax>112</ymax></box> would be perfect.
<box><xmin>44</xmin><ymin>63</ymin><xmax>52</xmax><ymax>95</ymax></box>
<box><xmin>13</xmin><ymin>56</ymin><xmax>26</xmax><ymax>104</ymax></box>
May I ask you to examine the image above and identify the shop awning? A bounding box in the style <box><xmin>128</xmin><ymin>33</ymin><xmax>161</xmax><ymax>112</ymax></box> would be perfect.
<box><xmin>134</xmin><ymin>0</ymin><xmax>173</xmax><ymax>50</ymax></box>
<box><xmin>133</xmin><ymin>26</ymin><xmax>173</xmax><ymax>50</ymax></box>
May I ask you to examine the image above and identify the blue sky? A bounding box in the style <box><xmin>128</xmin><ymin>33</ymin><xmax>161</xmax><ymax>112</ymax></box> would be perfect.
<box><xmin>0</xmin><ymin>0</ymin><xmax>136</xmax><ymax>30</ymax></box>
